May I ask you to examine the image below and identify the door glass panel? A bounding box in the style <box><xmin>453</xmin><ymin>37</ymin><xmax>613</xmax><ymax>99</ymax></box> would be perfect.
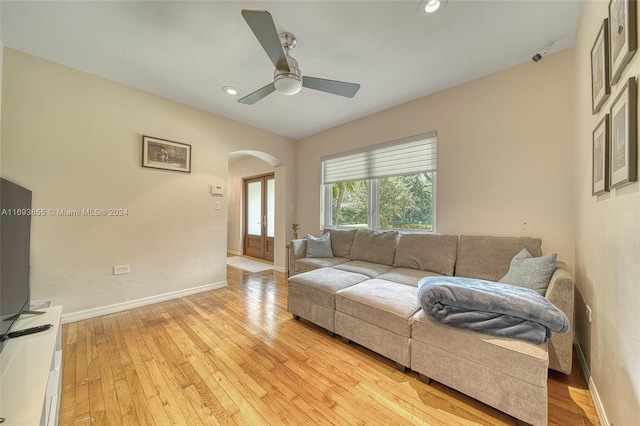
<box><xmin>247</xmin><ymin>180</ymin><xmax>262</xmax><ymax>235</ymax></box>
<box><xmin>266</xmin><ymin>178</ymin><xmax>275</xmax><ymax>237</ymax></box>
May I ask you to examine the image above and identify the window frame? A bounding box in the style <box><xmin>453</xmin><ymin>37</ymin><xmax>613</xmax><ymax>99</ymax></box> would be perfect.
<box><xmin>322</xmin><ymin>172</ymin><xmax>436</xmax><ymax>233</ymax></box>
<box><xmin>321</xmin><ymin>131</ymin><xmax>437</xmax><ymax>233</ymax></box>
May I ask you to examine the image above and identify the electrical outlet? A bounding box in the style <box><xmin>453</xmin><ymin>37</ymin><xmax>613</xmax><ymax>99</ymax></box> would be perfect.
<box><xmin>214</xmin><ymin>201</ymin><xmax>221</xmax><ymax>210</ymax></box>
<box><xmin>521</xmin><ymin>221</ymin><xmax>529</xmax><ymax>232</ymax></box>
<box><xmin>586</xmin><ymin>305</ymin><xmax>593</xmax><ymax>323</ymax></box>
<box><xmin>113</xmin><ymin>265</ymin><xmax>130</xmax><ymax>275</ymax></box>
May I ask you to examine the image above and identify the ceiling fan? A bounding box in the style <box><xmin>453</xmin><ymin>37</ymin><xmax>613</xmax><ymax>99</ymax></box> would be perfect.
<box><xmin>238</xmin><ymin>9</ymin><xmax>361</xmax><ymax>105</ymax></box>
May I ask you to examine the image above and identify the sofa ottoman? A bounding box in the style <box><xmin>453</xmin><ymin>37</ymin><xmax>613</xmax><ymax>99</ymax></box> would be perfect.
<box><xmin>335</xmin><ymin>279</ymin><xmax>420</xmax><ymax>370</ymax></box>
<box><xmin>287</xmin><ymin>268</ymin><xmax>369</xmax><ymax>333</ymax></box>
<box><xmin>411</xmin><ymin>310</ymin><xmax>549</xmax><ymax>426</ymax></box>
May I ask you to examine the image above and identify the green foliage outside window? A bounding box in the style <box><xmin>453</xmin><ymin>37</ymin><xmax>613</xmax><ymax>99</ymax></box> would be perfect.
<box><xmin>331</xmin><ymin>180</ymin><xmax>368</xmax><ymax>227</ymax></box>
<box><xmin>378</xmin><ymin>174</ymin><xmax>432</xmax><ymax>230</ymax></box>
<box><xmin>330</xmin><ymin>173</ymin><xmax>433</xmax><ymax>230</ymax></box>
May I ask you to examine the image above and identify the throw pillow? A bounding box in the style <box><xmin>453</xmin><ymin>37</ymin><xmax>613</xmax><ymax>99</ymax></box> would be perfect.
<box><xmin>306</xmin><ymin>233</ymin><xmax>334</xmax><ymax>258</ymax></box>
<box><xmin>499</xmin><ymin>248</ymin><xmax>557</xmax><ymax>295</ymax></box>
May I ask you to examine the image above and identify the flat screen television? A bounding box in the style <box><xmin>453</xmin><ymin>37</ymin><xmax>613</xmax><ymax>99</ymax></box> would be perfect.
<box><xmin>0</xmin><ymin>178</ymin><xmax>33</xmax><ymax>352</ymax></box>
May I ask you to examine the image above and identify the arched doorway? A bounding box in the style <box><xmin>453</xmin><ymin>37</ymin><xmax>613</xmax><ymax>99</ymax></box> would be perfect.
<box><xmin>227</xmin><ymin>150</ymin><xmax>282</xmax><ymax>262</ymax></box>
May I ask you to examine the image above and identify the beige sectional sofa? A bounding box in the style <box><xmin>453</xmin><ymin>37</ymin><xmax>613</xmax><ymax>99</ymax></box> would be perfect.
<box><xmin>287</xmin><ymin>229</ymin><xmax>574</xmax><ymax>426</ymax></box>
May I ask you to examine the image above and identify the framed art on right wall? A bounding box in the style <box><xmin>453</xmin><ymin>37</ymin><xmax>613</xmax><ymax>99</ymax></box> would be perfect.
<box><xmin>592</xmin><ymin>115</ymin><xmax>609</xmax><ymax>195</ymax></box>
<box><xmin>592</xmin><ymin>19</ymin><xmax>610</xmax><ymax>114</ymax></box>
<box><xmin>609</xmin><ymin>77</ymin><xmax>637</xmax><ymax>189</ymax></box>
<box><xmin>608</xmin><ymin>0</ymin><xmax>637</xmax><ymax>85</ymax></box>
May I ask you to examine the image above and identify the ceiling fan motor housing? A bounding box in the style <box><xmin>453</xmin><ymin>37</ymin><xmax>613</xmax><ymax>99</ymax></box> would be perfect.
<box><xmin>274</xmin><ymin>55</ymin><xmax>302</xmax><ymax>95</ymax></box>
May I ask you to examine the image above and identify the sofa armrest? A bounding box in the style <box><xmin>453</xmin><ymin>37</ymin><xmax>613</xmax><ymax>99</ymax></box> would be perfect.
<box><xmin>288</xmin><ymin>239</ymin><xmax>307</xmax><ymax>276</ymax></box>
<box><xmin>544</xmin><ymin>262</ymin><xmax>574</xmax><ymax>374</ymax></box>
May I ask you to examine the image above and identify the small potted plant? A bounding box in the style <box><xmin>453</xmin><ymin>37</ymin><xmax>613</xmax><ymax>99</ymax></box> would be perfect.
<box><xmin>291</xmin><ymin>223</ymin><xmax>300</xmax><ymax>240</ymax></box>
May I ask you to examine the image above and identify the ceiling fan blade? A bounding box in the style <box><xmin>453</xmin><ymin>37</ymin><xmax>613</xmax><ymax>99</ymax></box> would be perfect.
<box><xmin>302</xmin><ymin>76</ymin><xmax>361</xmax><ymax>98</ymax></box>
<box><xmin>241</xmin><ymin>10</ymin><xmax>290</xmax><ymax>72</ymax></box>
<box><xmin>238</xmin><ymin>83</ymin><xmax>276</xmax><ymax>105</ymax></box>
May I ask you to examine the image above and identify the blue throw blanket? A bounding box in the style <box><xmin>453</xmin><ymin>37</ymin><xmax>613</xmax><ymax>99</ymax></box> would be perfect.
<box><xmin>417</xmin><ymin>277</ymin><xmax>569</xmax><ymax>344</ymax></box>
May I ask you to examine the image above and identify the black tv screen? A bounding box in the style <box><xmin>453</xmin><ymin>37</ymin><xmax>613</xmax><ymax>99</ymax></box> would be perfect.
<box><xmin>0</xmin><ymin>178</ymin><xmax>32</xmax><ymax>348</ymax></box>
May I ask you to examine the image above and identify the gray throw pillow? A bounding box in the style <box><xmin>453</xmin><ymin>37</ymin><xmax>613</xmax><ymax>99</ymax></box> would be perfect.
<box><xmin>499</xmin><ymin>248</ymin><xmax>557</xmax><ymax>295</ymax></box>
<box><xmin>306</xmin><ymin>233</ymin><xmax>334</xmax><ymax>258</ymax></box>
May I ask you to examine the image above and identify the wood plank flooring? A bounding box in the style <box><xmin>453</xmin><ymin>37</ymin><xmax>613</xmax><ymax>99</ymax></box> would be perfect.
<box><xmin>59</xmin><ymin>267</ymin><xmax>598</xmax><ymax>425</ymax></box>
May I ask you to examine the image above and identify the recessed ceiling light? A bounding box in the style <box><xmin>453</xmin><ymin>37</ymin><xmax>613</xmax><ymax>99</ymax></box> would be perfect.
<box><xmin>422</xmin><ymin>0</ymin><xmax>447</xmax><ymax>14</ymax></box>
<box><xmin>222</xmin><ymin>86</ymin><xmax>238</xmax><ymax>96</ymax></box>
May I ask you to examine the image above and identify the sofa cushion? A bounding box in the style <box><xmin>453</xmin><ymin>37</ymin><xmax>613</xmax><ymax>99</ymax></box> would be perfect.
<box><xmin>455</xmin><ymin>235</ymin><xmax>543</xmax><ymax>282</ymax></box>
<box><xmin>499</xmin><ymin>249</ymin><xmax>558</xmax><ymax>295</ymax></box>
<box><xmin>295</xmin><ymin>257</ymin><xmax>349</xmax><ymax>273</ymax></box>
<box><xmin>334</xmin><ymin>261</ymin><xmax>392</xmax><ymax>278</ymax></box>
<box><xmin>349</xmin><ymin>230</ymin><xmax>398</xmax><ymax>266</ymax></box>
<box><xmin>336</xmin><ymin>279</ymin><xmax>420</xmax><ymax>337</ymax></box>
<box><xmin>377</xmin><ymin>268</ymin><xmax>443</xmax><ymax>287</ymax></box>
<box><xmin>393</xmin><ymin>233</ymin><xmax>458</xmax><ymax>275</ymax></box>
<box><xmin>306</xmin><ymin>233</ymin><xmax>334</xmax><ymax>258</ymax></box>
<box><xmin>328</xmin><ymin>229</ymin><xmax>357</xmax><ymax>258</ymax></box>
<box><xmin>287</xmin><ymin>268</ymin><xmax>369</xmax><ymax>308</ymax></box>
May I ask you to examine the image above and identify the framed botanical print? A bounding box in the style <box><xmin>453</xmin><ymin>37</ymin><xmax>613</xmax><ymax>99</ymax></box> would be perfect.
<box><xmin>609</xmin><ymin>77</ymin><xmax>636</xmax><ymax>188</ymax></box>
<box><xmin>592</xmin><ymin>19</ymin><xmax>610</xmax><ymax>114</ymax></box>
<box><xmin>609</xmin><ymin>0</ymin><xmax>637</xmax><ymax>85</ymax></box>
<box><xmin>592</xmin><ymin>115</ymin><xmax>609</xmax><ymax>195</ymax></box>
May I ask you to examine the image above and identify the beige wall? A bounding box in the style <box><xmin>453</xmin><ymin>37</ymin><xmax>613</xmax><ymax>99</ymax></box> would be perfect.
<box><xmin>296</xmin><ymin>49</ymin><xmax>575</xmax><ymax>270</ymax></box>
<box><xmin>574</xmin><ymin>2</ymin><xmax>640</xmax><ymax>424</ymax></box>
<box><xmin>227</xmin><ymin>156</ymin><xmax>274</xmax><ymax>255</ymax></box>
<box><xmin>1</xmin><ymin>49</ymin><xmax>295</xmax><ymax>316</ymax></box>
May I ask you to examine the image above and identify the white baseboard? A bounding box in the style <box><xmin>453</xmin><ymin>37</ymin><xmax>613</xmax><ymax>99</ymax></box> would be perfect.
<box><xmin>273</xmin><ymin>265</ymin><xmax>287</xmax><ymax>273</ymax></box>
<box><xmin>574</xmin><ymin>338</ymin><xmax>590</xmax><ymax>384</ymax></box>
<box><xmin>61</xmin><ymin>281</ymin><xmax>227</xmax><ymax>324</ymax></box>
<box><xmin>589</xmin><ymin>375</ymin><xmax>609</xmax><ymax>426</ymax></box>
<box><xmin>227</xmin><ymin>250</ymin><xmax>242</xmax><ymax>256</ymax></box>
<box><xmin>574</xmin><ymin>338</ymin><xmax>610</xmax><ymax>425</ymax></box>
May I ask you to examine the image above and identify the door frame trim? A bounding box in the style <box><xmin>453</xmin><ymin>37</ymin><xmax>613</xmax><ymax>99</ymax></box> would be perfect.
<box><xmin>243</xmin><ymin>173</ymin><xmax>275</xmax><ymax>260</ymax></box>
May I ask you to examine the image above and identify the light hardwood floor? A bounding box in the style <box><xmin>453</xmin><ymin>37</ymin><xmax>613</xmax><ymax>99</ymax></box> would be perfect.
<box><xmin>59</xmin><ymin>267</ymin><xmax>598</xmax><ymax>425</ymax></box>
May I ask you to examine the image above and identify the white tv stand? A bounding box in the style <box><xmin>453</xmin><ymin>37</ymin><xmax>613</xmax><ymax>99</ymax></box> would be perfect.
<box><xmin>0</xmin><ymin>306</ymin><xmax>62</xmax><ymax>425</ymax></box>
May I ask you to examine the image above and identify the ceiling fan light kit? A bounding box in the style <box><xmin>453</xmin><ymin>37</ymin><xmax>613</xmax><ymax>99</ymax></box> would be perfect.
<box><xmin>273</xmin><ymin>37</ymin><xmax>303</xmax><ymax>96</ymax></box>
<box><xmin>274</xmin><ymin>74</ymin><xmax>302</xmax><ymax>96</ymax></box>
<box><xmin>238</xmin><ymin>9</ymin><xmax>360</xmax><ymax>105</ymax></box>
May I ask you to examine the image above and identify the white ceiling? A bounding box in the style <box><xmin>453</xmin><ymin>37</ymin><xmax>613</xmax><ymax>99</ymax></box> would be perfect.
<box><xmin>1</xmin><ymin>1</ymin><xmax>583</xmax><ymax>140</ymax></box>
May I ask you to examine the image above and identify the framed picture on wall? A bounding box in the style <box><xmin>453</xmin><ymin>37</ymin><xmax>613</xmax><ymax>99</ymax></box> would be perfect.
<box><xmin>142</xmin><ymin>135</ymin><xmax>192</xmax><ymax>173</ymax></box>
<box><xmin>592</xmin><ymin>115</ymin><xmax>609</xmax><ymax>195</ymax></box>
<box><xmin>592</xmin><ymin>19</ymin><xmax>610</xmax><ymax>114</ymax></box>
<box><xmin>609</xmin><ymin>77</ymin><xmax>636</xmax><ymax>188</ymax></box>
<box><xmin>608</xmin><ymin>0</ymin><xmax>637</xmax><ymax>85</ymax></box>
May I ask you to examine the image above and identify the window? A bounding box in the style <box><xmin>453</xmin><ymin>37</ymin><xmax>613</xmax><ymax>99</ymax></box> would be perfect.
<box><xmin>330</xmin><ymin>179</ymin><xmax>369</xmax><ymax>228</ymax></box>
<box><xmin>322</xmin><ymin>132</ymin><xmax>436</xmax><ymax>232</ymax></box>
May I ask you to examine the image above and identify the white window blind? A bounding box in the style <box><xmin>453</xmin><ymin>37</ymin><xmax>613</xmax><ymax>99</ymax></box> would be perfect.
<box><xmin>322</xmin><ymin>132</ymin><xmax>437</xmax><ymax>184</ymax></box>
